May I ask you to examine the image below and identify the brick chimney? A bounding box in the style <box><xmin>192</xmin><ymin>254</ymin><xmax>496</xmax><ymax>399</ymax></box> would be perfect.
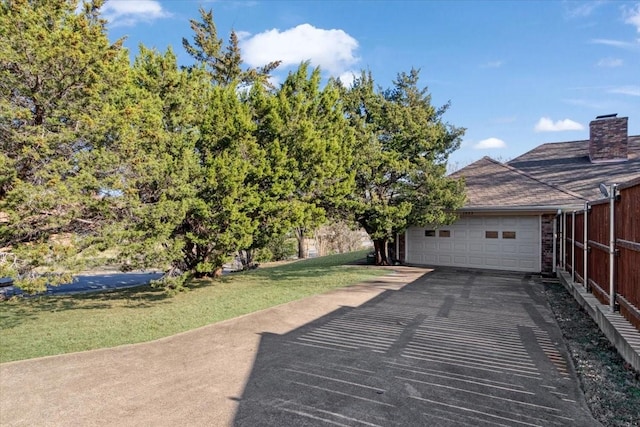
<box><xmin>589</xmin><ymin>114</ymin><xmax>628</xmax><ymax>163</ymax></box>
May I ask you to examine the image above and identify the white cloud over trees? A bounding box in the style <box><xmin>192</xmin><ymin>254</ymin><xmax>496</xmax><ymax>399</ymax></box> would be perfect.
<box><xmin>239</xmin><ymin>24</ymin><xmax>359</xmax><ymax>76</ymax></box>
<box><xmin>101</xmin><ymin>0</ymin><xmax>171</xmax><ymax>26</ymax></box>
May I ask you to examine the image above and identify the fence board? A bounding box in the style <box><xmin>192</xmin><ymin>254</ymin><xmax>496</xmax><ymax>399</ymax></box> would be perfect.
<box><xmin>565</xmin><ymin>214</ymin><xmax>574</xmax><ymax>275</ymax></box>
<box><xmin>586</xmin><ymin>202</ymin><xmax>610</xmax><ymax>306</ymax></box>
<box><xmin>574</xmin><ymin>212</ymin><xmax>585</xmax><ymax>286</ymax></box>
<box><xmin>615</xmin><ymin>183</ymin><xmax>640</xmax><ymax>327</ymax></box>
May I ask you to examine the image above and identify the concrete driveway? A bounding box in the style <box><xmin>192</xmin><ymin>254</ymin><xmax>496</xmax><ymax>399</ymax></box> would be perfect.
<box><xmin>0</xmin><ymin>267</ymin><xmax>599</xmax><ymax>426</ymax></box>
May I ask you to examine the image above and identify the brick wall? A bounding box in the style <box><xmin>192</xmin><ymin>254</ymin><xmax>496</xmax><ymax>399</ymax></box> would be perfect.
<box><xmin>589</xmin><ymin>116</ymin><xmax>628</xmax><ymax>162</ymax></box>
<box><xmin>541</xmin><ymin>214</ymin><xmax>555</xmax><ymax>274</ymax></box>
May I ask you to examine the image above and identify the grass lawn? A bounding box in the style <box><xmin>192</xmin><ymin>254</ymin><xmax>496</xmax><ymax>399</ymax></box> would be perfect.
<box><xmin>0</xmin><ymin>250</ymin><xmax>387</xmax><ymax>363</ymax></box>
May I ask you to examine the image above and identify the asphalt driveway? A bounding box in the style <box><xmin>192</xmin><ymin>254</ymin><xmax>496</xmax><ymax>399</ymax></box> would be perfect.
<box><xmin>0</xmin><ymin>267</ymin><xmax>599</xmax><ymax>426</ymax></box>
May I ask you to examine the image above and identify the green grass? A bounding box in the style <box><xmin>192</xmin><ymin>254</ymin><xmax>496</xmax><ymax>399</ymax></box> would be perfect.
<box><xmin>0</xmin><ymin>250</ymin><xmax>386</xmax><ymax>363</ymax></box>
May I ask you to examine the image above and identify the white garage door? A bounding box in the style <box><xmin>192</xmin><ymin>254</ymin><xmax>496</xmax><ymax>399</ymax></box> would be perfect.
<box><xmin>405</xmin><ymin>216</ymin><xmax>540</xmax><ymax>272</ymax></box>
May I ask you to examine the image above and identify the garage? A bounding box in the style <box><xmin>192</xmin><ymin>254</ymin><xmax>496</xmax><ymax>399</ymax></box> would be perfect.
<box><xmin>404</xmin><ymin>215</ymin><xmax>541</xmax><ymax>272</ymax></box>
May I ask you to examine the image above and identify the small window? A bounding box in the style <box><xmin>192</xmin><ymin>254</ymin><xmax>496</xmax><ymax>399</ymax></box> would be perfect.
<box><xmin>503</xmin><ymin>231</ymin><xmax>516</xmax><ymax>239</ymax></box>
<box><xmin>439</xmin><ymin>230</ymin><xmax>451</xmax><ymax>237</ymax></box>
<box><xmin>425</xmin><ymin>230</ymin><xmax>436</xmax><ymax>237</ymax></box>
<box><xmin>485</xmin><ymin>231</ymin><xmax>498</xmax><ymax>239</ymax></box>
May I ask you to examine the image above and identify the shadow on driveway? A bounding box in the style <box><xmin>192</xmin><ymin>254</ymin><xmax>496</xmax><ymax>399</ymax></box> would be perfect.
<box><xmin>233</xmin><ymin>269</ymin><xmax>599</xmax><ymax>426</ymax></box>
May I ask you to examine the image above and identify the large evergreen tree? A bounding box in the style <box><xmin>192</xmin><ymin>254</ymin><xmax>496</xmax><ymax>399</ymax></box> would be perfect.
<box><xmin>96</xmin><ymin>46</ymin><xmax>204</xmax><ymax>286</ymax></box>
<box><xmin>98</xmin><ymin>45</ymin><xmax>260</xmax><ymax>285</ymax></box>
<box><xmin>182</xmin><ymin>7</ymin><xmax>280</xmax><ymax>88</ymax></box>
<box><xmin>0</xmin><ymin>2</ymin><xmax>466</xmax><ymax>292</ymax></box>
<box><xmin>272</xmin><ymin>63</ymin><xmax>356</xmax><ymax>259</ymax></box>
<box><xmin>343</xmin><ymin>69</ymin><xmax>466</xmax><ymax>265</ymax></box>
<box><xmin>0</xmin><ymin>0</ymin><xmax>129</xmax><ymax>291</ymax></box>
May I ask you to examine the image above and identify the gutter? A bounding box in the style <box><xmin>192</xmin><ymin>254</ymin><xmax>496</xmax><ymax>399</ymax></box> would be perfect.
<box><xmin>456</xmin><ymin>205</ymin><xmax>585</xmax><ymax>214</ymax></box>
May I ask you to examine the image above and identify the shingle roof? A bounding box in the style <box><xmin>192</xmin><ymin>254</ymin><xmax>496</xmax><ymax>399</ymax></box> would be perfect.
<box><xmin>507</xmin><ymin>136</ymin><xmax>640</xmax><ymax>200</ymax></box>
<box><xmin>452</xmin><ymin>157</ymin><xmax>587</xmax><ymax>209</ymax></box>
<box><xmin>453</xmin><ymin>135</ymin><xmax>640</xmax><ymax>210</ymax></box>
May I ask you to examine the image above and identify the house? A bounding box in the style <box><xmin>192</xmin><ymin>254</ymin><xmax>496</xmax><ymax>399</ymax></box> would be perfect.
<box><xmin>400</xmin><ymin>114</ymin><xmax>640</xmax><ymax>274</ymax></box>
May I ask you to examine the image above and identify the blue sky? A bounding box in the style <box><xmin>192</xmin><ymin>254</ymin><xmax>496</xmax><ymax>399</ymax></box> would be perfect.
<box><xmin>100</xmin><ymin>0</ymin><xmax>640</xmax><ymax>169</ymax></box>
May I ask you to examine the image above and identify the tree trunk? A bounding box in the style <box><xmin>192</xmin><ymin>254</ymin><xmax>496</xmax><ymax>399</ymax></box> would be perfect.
<box><xmin>373</xmin><ymin>238</ymin><xmax>390</xmax><ymax>266</ymax></box>
<box><xmin>238</xmin><ymin>249</ymin><xmax>256</xmax><ymax>270</ymax></box>
<box><xmin>245</xmin><ymin>248</ymin><xmax>254</xmax><ymax>269</ymax></box>
<box><xmin>295</xmin><ymin>227</ymin><xmax>308</xmax><ymax>259</ymax></box>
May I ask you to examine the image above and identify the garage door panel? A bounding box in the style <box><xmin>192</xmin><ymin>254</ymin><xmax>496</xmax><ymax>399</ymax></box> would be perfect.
<box><xmin>501</xmin><ymin>258</ymin><xmax>519</xmax><ymax>268</ymax></box>
<box><xmin>438</xmin><ymin>241</ymin><xmax>452</xmax><ymax>250</ymax></box>
<box><xmin>519</xmin><ymin>245</ymin><xmax>535</xmax><ymax>254</ymax></box>
<box><xmin>468</xmin><ymin>256</ymin><xmax>484</xmax><ymax>265</ymax></box>
<box><xmin>519</xmin><ymin>260</ymin><xmax>536</xmax><ymax>269</ymax></box>
<box><xmin>519</xmin><ymin>230</ymin><xmax>536</xmax><ymax>240</ymax></box>
<box><xmin>484</xmin><ymin>217</ymin><xmax>500</xmax><ymax>226</ymax></box>
<box><xmin>454</xmin><ymin>255</ymin><xmax>468</xmax><ymax>264</ymax></box>
<box><xmin>485</xmin><ymin>243</ymin><xmax>500</xmax><ymax>252</ymax></box>
<box><xmin>454</xmin><ymin>242</ymin><xmax>467</xmax><ymax>251</ymax></box>
<box><xmin>502</xmin><ymin>243</ymin><xmax>517</xmax><ymax>252</ymax></box>
<box><xmin>405</xmin><ymin>215</ymin><xmax>540</xmax><ymax>273</ymax></box>
<box><xmin>422</xmin><ymin>253</ymin><xmax>437</xmax><ymax>264</ymax></box>
<box><xmin>467</xmin><ymin>217</ymin><xmax>483</xmax><ymax>226</ymax></box>
<box><xmin>468</xmin><ymin>243</ymin><xmax>483</xmax><ymax>252</ymax></box>
<box><xmin>452</xmin><ymin>230</ymin><xmax>467</xmax><ymax>238</ymax></box>
<box><xmin>423</xmin><ymin>241</ymin><xmax>437</xmax><ymax>250</ymax></box>
<box><xmin>468</xmin><ymin>230</ymin><xmax>483</xmax><ymax>239</ymax></box>
<box><xmin>485</xmin><ymin>257</ymin><xmax>502</xmax><ymax>266</ymax></box>
<box><xmin>438</xmin><ymin>254</ymin><xmax>453</xmax><ymax>264</ymax></box>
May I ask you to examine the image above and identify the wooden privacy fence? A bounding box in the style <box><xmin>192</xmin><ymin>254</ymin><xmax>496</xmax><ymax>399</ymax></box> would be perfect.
<box><xmin>563</xmin><ymin>177</ymin><xmax>640</xmax><ymax>330</ymax></box>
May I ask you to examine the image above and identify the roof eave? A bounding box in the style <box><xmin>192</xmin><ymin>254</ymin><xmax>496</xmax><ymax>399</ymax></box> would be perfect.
<box><xmin>457</xmin><ymin>204</ymin><xmax>586</xmax><ymax>214</ymax></box>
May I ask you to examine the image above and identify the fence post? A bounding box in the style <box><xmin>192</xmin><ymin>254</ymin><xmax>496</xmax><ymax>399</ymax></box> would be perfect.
<box><xmin>584</xmin><ymin>202</ymin><xmax>588</xmax><ymax>290</ymax></box>
<box><xmin>609</xmin><ymin>184</ymin><xmax>617</xmax><ymax>312</ymax></box>
<box><xmin>571</xmin><ymin>211</ymin><xmax>576</xmax><ymax>283</ymax></box>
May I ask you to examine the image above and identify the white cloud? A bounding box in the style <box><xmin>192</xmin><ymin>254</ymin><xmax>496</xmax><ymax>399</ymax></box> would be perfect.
<box><xmin>240</xmin><ymin>24</ymin><xmax>359</xmax><ymax>75</ymax></box>
<box><xmin>235</xmin><ymin>31</ymin><xmax>252</xmax><ymax>41</ymax></box>
<box><xmin>565</xmin><ymin>1</ymin><xmax>605</xmax><ymax>18</ymax></box>
<box><xmin>473</xmin><ymin>138</ymin><xmax>506</xmax><ymax>149</ymax></box>
<box><xmin>608</xmin><ymin>86</ymin><xmax>640</xmax><ymax>96</ymax></box>
<box><xmin>101</xmin><ymin>0</ymin><xmax>171</xmax><ymax>27</ymax></box>
<box><xmin>624</xmin><ymin>4</ymin><xmax>640</xmax><ymax>33</ymax></box>
<box><xmin>480</xmin><ymin>60</ymin><xmax>504</xmax><ymax>68</ymax></box>
<box><xmin>338</xmin><ymin>71</ymin><xmax>357</xmax><ymax>87</ymax></box>
<box><xmin>534</xmin><ymin>117</ymin><xmax>584</xmax><ymax>132</ymax></box>
<box><xmin>596</xmin><ymin>57</ymin><xmax>623</xmax><ymax>67</ymax></box>
<box><xmin>590</xmin><ymin>38</ymin><xmax>635</xmax><ymax>48</ymax></box>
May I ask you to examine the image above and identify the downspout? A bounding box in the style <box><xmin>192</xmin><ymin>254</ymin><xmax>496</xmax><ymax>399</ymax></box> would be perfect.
<box><xmin>609</xmin><ymin>184</ymin><xmax>617</xmax><ymax>312</ymax></box>
<box><xmin>571</xmin><ymin>210</ymin><xmax>576</xmax><ymax>283</ymax></box>
<box><xmin>552</xmin><ymin>215</ymin><xmax>557</xmax><ymax>274</ymax></box>
<box><xmin>583</xmin><ymin>202</ymin><xmax>588</xmax><ymax>290</ymax></box>
<box><xmin>538</xmin><ymin>215</ymin><xmax>542</xmax><ymax>274</ymax></box>
<box><xmin>561</xmin><ymin>212</ymin><xmax>567</xmax><ymax>270</ymax></box>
